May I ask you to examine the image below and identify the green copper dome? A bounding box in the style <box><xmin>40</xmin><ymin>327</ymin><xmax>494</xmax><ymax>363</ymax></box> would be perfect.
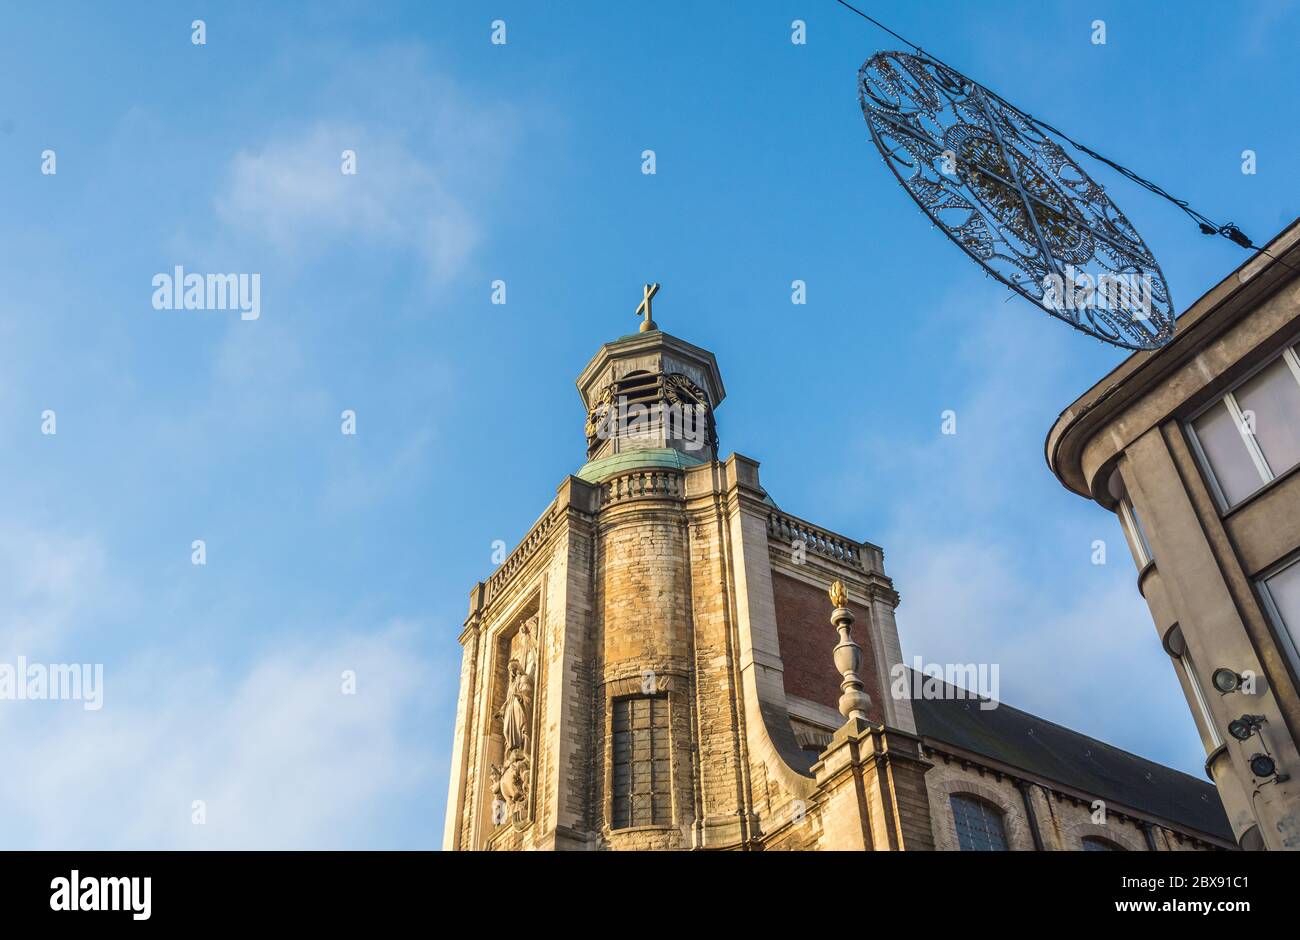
<box><xmin>574</xmin><ymin>448</ymin><xmax>777</xmax><ymax>508</ymax></box>
<box><xmin>575</xmin><ymin>448</ymin><xmax>708</xmax><ymax>484</ymax></box>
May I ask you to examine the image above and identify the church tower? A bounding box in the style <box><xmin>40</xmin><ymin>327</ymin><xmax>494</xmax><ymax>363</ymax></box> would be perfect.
<box><xmin>442</xmin><ymin>288</ymin><xmax>935</xmax><ymax>850</ymax></box>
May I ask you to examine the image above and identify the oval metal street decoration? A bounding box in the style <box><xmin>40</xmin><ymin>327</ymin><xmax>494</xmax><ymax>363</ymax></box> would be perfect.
<box><xmin>859</xmin><ymin>51</ymin><xmax>1175</xmax><ymax>350</ymax></box>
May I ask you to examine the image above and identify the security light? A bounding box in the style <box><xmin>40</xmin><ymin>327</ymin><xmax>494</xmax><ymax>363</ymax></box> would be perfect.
<box><xmin>1249</xmin><ymin>754</ymin><xmax>1276</xmax><ymax>778</ymax></box>
<box><xmin>1212</xmin><ymin>668</ymin><xmax>1244</xmax><ymax>694</ymax></box>
<box><xmin>1228</xmin><ymin>714</ymin><xmax>1266</xmax><ymax>741</ymax></box>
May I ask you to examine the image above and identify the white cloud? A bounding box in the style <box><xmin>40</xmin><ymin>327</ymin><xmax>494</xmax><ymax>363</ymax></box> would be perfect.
<box><xmin>218</xmin><ymin>122</ymin><xmax>479</xmax><ymax>282</ymax></box>
<box><xmin>0</xmin><ymin>43</ymin><xmax>503</xmax><ymax>852</ymax></box>
<box><xmin>0</xmin><ymin>619</ymin><xmax>438</xmax><ymax>849</ymax></box>
<box><xmin>213</xmin><ymin>50</ymin><xmax>515</xmax><ymax>286</ymax></box>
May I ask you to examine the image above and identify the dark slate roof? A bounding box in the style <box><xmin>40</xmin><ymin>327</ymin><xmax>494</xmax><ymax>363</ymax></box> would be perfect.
<box><xmin>910</xmin><ymin>684</ymin><xmax>1233</xmax><ymax>842</ymax></box>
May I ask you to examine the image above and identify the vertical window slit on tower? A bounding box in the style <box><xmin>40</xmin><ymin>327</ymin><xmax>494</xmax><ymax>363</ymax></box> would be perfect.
<box><xmin>611</xmin><ymin>695</ymin><xmax>671</xmax><ymax>829</ymax></box>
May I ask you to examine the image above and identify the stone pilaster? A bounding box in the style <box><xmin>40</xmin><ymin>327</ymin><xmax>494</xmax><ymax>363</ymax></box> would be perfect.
<box><xmin>441</xmin><ymin>584</ymin><xmax>484</xmax><ymax>851</ymax></box>
<box><xmin>812</xmin><ymin>719</ymin><xmax>935</xmax><ymax>851</ymax></box>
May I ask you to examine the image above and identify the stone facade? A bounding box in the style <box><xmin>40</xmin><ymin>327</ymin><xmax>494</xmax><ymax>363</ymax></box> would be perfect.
<box><xmin>922</xmin><ymin>742</ymin><xmax>1222</xmax><ymax>852</ymax></box>
<box><xmin>444</xmin><ymin>318</ymin><xmax>1234</xmax><ymax>851</ymax></box>
<box><xmin>1048</xmin><ymin>218</ymin><xmax>1300</xmax><ymax>850</ymax></box>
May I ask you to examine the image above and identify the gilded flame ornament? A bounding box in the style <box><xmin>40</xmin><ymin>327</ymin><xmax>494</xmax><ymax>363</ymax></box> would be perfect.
<box><xmin>828</xmin><ymin>579</ymin><xmax>848</xmax><ymax>609</ymax></box>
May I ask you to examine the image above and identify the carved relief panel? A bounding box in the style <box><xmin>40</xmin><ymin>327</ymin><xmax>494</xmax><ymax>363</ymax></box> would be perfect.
<box><xmin>488</xmin><ymin>611</ymin><xmax>541</xmax><ymax>832</ymax></box>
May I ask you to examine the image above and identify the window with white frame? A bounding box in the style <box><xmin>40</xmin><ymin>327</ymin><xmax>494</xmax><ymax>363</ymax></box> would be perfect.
<box><xmin>1166</xmin><ymin>624</ymin><xmax>1223</xmax><ymax>750</ymax></box>
<box><xmin>1259</xmin><ymin>553</ymin><xmax>1300</xmax><ymax>669</ymax></box>
<box><xmin>1182</xmin><ymin>649</ymin><xmax>1224</xmax><ymax>750</ymax></box>
<box><xmin>1107</xmin><ymin>469</ymin><xmax>1154</xmax><ymax>569</ymax></box>
<box><xmin>1188</xmin><ymin>343</ymin><xmax>1300</xmax><ymax>509</ymax></box>
<box><xmin>1117</xmin><ymin>495</ymin><xmax>1153</xmax><ymax>567</ymax></box>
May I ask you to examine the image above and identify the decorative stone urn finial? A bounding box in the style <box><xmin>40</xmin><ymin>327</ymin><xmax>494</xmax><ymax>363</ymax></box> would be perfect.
<box><xmin>828</xmin><ymin>580</ymin><xmax>872</xmax><ymax>722</ymax></box>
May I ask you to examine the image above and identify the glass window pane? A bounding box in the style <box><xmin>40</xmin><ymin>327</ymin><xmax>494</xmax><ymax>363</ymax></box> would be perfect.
<box><xmin>1181</xmin><ymin>651</ymin><xmax>1224</xmax><ymax>749</ymax></box>
<box><xmin>1235</xmin><ymin>356</ymin><xmax>1300</xmax><ymax>480</ymax></box>
<box><xmin>1265</xmin><ymin>559</ymin><xmax>1300</xmax><ymax>654</ymax></box>
<box><xmin>1128</xmin><ymin>501</ymin><xmax>1153</xmax><ymax>564</ymax></box>
<box><xmin>1082</xmin><ymin>837</ymin><xmax>1123</xmax><ymax>851</ymax></box>
<box><xmin>1192</xmin><ymin>400</ymin><xmax>1265</xmax><ymax>506</ymax></box>
<box><xmin>1119</xmin><ymin>498</ymin><xmax>1152</xmax><ymax>567</ymax></box>
<box><xmin>610</xmin><ymin>695</ymin><xmax>670</xmax><ymax>830</ymax></box>
<box><xmin>950</xmin><ymin>795</ymin><xmax>1008</xmax><ymax>851</ymax></box>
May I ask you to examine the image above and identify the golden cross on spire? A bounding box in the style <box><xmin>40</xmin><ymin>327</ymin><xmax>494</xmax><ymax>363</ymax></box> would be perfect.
<box><xmin>635</xmin><ymin>282</ymin><xmax>660</xmax><ymax>333</ymax></box>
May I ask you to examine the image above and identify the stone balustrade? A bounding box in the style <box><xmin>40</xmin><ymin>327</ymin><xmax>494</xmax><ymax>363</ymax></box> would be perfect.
<box><xmin>766</xmin><ymin>509</ymin><xmax>871</xmax><ymax>570</ymax></box>
<box><xmin>486</xmin><ymin>506</ymin><xmax>560</xmax><ymax>604</ymax></box>
<box><xmin>599</xmin><ymin>469</ymin><xmax>684</xmax><ymax>508</ymax></box>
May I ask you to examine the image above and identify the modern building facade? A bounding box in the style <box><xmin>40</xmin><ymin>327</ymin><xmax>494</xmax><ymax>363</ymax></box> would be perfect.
<box><xmin>1047</xmin><ymin>218</ymin><xmax>1300</xmax><ymax>850</ymax></box>
<box><xmin>444</xmin><ymin>297</ymin><xmax>1233</xmax><ymax>851</ymax></box>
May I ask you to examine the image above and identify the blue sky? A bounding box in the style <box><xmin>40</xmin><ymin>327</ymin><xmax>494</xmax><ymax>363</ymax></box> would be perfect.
<box><xmin>1</xmin><ymin>1</ymin><xmax>1297</xmax><ymax>848</ymax></box>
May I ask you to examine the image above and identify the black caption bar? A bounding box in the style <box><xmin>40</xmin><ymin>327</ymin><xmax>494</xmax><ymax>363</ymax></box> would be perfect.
<box><xmin>0</xmin><ymin>850</ymin><xmax>1272</xmax><ymax>926</ymax></box>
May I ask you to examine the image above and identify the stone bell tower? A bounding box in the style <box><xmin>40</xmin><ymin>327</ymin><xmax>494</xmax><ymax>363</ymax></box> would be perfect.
<box><xmin>443</xmin><ymin>287</ymin><xmax>933</xmax><ymax>851</ymax></box>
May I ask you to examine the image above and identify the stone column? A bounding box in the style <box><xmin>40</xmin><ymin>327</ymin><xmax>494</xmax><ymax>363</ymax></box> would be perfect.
<box><xmin>813</xmin><ymin>720</ymin><xmax>935</xmax><ymax>851</ymax></box>
<box><xmin>813</xmin><ymin>581</ymin><xmax>934</xmax><ymax>850</ymax></box>
<box><xmin>442</xmin><ymin>585</ymin><xmax>484</xmax><ymax>851</ymax></box>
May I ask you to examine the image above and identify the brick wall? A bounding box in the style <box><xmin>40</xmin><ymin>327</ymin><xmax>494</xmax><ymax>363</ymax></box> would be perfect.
<box><xmin>773</xmin><ymin>572</ymin><xmax>883</xmax><ymax>723</ymax></box>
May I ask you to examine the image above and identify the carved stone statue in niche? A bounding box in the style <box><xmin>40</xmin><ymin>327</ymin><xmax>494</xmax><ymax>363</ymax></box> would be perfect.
<box><xmin>489</xmin><ymin>614</ymin><xmax>538</xmax><ymax>828</ymax></box>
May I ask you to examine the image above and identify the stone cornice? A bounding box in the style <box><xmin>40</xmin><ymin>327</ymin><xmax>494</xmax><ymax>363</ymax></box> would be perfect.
<box><xmin>1047</xmin><ymin>217</ymin><xmax>1300</xmax><ymax>499</ymax></box>
<box><xmin>458</xmin><ymin>613</ymin><xmax>480</xmax><ymax>647</ymax></box>
<box><xmin>769</xmin><ymin>551</ymin><xmax>900</xmax><ymax>607</ymax></box>
<box><xmin>766</xmin><ymin>506</ymin><xmax>874</xmax><ymax>572</ymax></box>
<box><xmin>575</xmin><ymin>329</ymin><xmax>726</xmax><ymax>410</ymax></box>
<box><xmin>479</xmin><ymin>476</ymin><xmax>597</xmax><ymax>618</ymax></box>
<box><xmin>484</xmin><ymin>502</ymin><xmax>560</xmax><ymax>607</ymax></box>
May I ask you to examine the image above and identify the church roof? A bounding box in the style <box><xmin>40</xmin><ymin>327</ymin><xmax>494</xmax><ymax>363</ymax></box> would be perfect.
<box><xmin>575</xmin><ymin>447</ymin><xmax>708</xmax><ymax>483</ymax></box>
<box><xmin>911</xmin><ymin>687</ymin><xmax>1234</xmax><ymax>842</ymax></box>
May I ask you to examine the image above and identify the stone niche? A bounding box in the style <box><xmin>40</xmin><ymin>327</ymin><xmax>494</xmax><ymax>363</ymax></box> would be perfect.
<box><xmin>486</xmin><ymin>605</ymin><xmax>542</xmax><ymax>837</ymax></box>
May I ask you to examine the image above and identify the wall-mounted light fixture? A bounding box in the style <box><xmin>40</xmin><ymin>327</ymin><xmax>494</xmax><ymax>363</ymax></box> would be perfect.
<box><xmin>1248</xmin><ymin>753</ymin><xmax>1290</xmax><ymax>783</ymax></box>
<box><xmin>1212</xmin><ymin>668</ymin><xmax>1245</xmax><ymax>694</ymax></box>
<box><xmin>1249</xmin><ymin>754</ymin><xmax>1276</xmax><ymax>777</ymax></box>
<box><xmin>1228</xmin><ymin>714</ymin><xmax>1266</xmax><ymax>741</ymax></box>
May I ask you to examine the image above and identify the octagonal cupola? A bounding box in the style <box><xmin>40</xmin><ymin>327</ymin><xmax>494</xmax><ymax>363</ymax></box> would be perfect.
<box><xmin>575</xmin><ymin>286</ymin><xmax>725</xmax><ymax>466</ymax></box>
